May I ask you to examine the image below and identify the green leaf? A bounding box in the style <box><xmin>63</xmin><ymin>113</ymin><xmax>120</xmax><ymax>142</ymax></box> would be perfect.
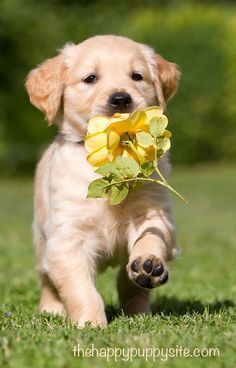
<box><xmin>132</xmin><ymin>180</ymin><xmax>144</xmax><ymax>191</ymax></box>
<box><xmin>164</xmin><ymin>129</ymin><xmax>172</xmax><ymax>138</ymax></box>
<box><xmin>149</xmin><ymin>116</ymin><xmax>168</xmax><ymax>138</ymax></box>
<box><xmin>157</xmin><ymin>137</ymin><xmax>171</xmax><ymax>153</ymax></box>
<box><xmin>136</xmin><ymin>132</ymin><xmax>154</xmax><ymax>147</ymax></box>
<box><xmin>87</xmin><ymin>178</ymin><xmax>110</xmax><ymax>199</ymax></box>
<box><xmin>109</xmin><ymin>182</ymin><xmax>129</xmax><ymax>205</ymax></box>
<box><xmin>156</xmin><ymin>148</ymin><xmax>164</xmax><ymax>158</ymax></box>
<box><xmin>140</xmin><ymin>162</ymin><xmax>155</xmax><ymax>177</ymax></box>
<box><xmin>96</xmin><ymin>162</ymin><xmax>123</xmax><ymax>178</ymax></box>
<box><xmin>115</xmin><ymin>157</ymin><xmax>140</xmax><ymax>178</ymax></box>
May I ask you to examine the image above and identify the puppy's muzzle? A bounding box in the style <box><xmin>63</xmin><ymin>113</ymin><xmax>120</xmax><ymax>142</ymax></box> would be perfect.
<box><xmin>108</xmin><ymin>92</ymin><xmax>132</xmax><ymax>113</ymax></box>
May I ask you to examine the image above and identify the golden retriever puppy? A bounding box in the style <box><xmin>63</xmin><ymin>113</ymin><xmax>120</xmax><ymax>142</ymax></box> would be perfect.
<box><xmin>25</xmin><ymin>35</ymin><xmax>180</xmax><ymax>327</ymax></box>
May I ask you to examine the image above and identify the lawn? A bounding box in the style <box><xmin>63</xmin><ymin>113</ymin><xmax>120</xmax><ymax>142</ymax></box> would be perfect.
<box><xmin>0</xmin><ymin>165</ymin><xmax>235</xmax><ymax>368</ymax></box>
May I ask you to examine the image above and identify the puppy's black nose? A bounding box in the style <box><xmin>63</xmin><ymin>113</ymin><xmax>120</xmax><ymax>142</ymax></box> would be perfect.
<box><xmin>109</xmin><ymin>92</ymin><xmax>132</xmax><ymax>112</ymax></box>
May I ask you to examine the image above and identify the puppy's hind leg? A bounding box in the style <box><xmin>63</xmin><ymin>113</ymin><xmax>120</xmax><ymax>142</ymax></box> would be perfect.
<box><xmin>117</xmin><ymin>265</ymin><xmax>151</xmax><ymax>315</ymax></box>
<box><xmin>34</xmin><ymin>226</ymin><xmax>65</xmax><ymax>316</ymax></box>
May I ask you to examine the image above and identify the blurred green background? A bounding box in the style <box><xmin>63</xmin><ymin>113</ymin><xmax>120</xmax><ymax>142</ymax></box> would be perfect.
<box><xmin>0</xmin><ymin>0</ymin><xmax>236</xmax><ymax>175</ymax></box>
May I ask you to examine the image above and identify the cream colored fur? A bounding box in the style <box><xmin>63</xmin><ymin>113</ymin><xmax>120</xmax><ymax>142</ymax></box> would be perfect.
<box><xmin>25</xmin><ymin>35</ymin><xmax>180</xmax><ymax>327</ymax></box>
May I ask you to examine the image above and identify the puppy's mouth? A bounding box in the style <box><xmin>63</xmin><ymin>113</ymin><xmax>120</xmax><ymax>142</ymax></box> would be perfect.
<box><xmin>105</xmin><ymin>106</ymin><xmax>134</xmax><ymax>117</ymax></box>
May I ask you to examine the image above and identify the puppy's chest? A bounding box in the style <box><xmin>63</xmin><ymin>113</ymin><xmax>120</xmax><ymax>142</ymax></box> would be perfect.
<box><xmin>51</xmin><ymin>141</ymin><xmax>129</xmax><ymax>242</ymax></box>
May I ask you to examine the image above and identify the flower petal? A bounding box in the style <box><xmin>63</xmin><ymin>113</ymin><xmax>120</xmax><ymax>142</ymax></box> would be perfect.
<box><xmin>106</xmin><ymin>110</ymin><xmax>148</xmax><ymax>135</ymax></box>
<box><xmin>85</xmin><ymin>132</ymin><xmax>107</xmax><ymax>152</ymax></box>
<box><xmin>135</xmin><ymin>143</ymin><xmax>155</xmax><ymax>163</ymax></box>
<box><xmin>130</xmin><ymin>110</ymin><xmax>147</xmax><ymax>131</ymax></box>
<box><xmin>107</xmin><ymin>130</ymin><xmax>120</xmax><ymax>152</ymax></box>
<box><xmin>109</xmin><ymin>113</ymin><xmax>130</xmax><ymax>123</ymax></box>
<box><xmin>105</xmin><ymin>119</ymin><xmax>131</xmax><ymax>134</ymax></box>
<box><xmin>87</xmin><ymin>116</ymin><xmax>110</xmax><ymax>134</ymax></box>
<box><xmin>109</xmin><ymin>145</ymin><xmax>124</xmax><ymax>161</ymax></box>
<box><xmin>135</xmin><ymin>143</ymin><xmax>148</xmax><ymax>161</ymax></box>
<box><xmin>122</xmin><ymin>147</ymin><xmax>136</xmax><ymax>160</ymax></box>
<box><xmin>87</xmin><ymin>145</ymin><xmax>109</xmax><ymax>168</ymax></box>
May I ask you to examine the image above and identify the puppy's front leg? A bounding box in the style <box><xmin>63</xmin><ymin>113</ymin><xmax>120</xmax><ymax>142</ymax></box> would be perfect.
<box><xmin>46</xmin><ymin>234</ymin><xmax>107</xmax><ymax>327</ymax></box>
<box><xmin>120</xmin><ymin>210</ymin><xmax>178</xmax><ymax>315</ymax></box>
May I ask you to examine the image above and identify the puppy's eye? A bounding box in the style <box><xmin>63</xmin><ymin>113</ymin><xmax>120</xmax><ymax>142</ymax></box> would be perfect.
<box><xmin>83</xmin><ymin>74</ymin><xmax>97</xmax><ymax>84</ymax></box>
<box><xmin>132</xmin><ymin>72</ymin><xmax>143</xmax><ymax>81</ymax></box>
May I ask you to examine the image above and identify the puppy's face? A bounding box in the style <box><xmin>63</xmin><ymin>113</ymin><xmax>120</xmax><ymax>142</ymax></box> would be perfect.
<box><xmin>26</xmin><ymin>35</ymin><xmax>180</xmax><ymax>141</ymax></box>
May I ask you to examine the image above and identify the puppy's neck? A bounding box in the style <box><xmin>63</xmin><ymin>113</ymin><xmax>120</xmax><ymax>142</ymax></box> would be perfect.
<box><xmin>58</xmin><ymin>119</ymin><xmax>86</xmax><ymax>144</ymax></box>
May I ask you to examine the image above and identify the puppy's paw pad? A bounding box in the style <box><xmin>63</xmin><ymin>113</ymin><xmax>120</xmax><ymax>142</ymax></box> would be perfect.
<box><xmin>130</xmin><ymin>259</ymin><xmax>139</xmax><ymax>272</ymax></box>
<box><xmin>127</xmin><ymin>255</ymin><xmax>168</xmax><ymax>289</ymax></box>
<box><xmin>143</xmin><ymin>259</ymin><xmax>153</xmax><ymax>273</ymax></box>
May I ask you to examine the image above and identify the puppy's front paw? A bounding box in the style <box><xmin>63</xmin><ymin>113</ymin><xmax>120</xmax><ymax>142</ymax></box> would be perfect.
<box><xmin>127</xmin><ymin>255</ymin><xmax>168</xmax><ymax>289</ymax></box>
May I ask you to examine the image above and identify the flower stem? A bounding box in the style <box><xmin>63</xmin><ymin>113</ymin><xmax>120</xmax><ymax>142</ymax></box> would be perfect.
<box><xmin>158</xmin><ymin>181</ymin><xmax>188</xmax><ymax>203</ymax></box>
<box><xmin>155</xmin><ymin>164</ymin><xmax>168</xmax><ymax>185</ymax></box>
<box><xmin>101</xmin><ymin>176</ymin><xmax>188</xmax><ymax>203</ymax></box>
<box><xmin>152</xmin><ymin>147</ymin><xmax>187</xmax><ymax>203</ymax></box>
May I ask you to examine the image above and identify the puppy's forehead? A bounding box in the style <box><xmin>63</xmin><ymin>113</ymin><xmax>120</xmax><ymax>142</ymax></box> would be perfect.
<box><xmin>63</xmin><ymin>36</ymin><xmax>151</xmax><ymax>71</ymax></box>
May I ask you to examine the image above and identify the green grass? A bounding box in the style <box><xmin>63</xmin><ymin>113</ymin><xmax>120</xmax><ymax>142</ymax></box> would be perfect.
<box><xmin>0</xmin><ymin>165</ymin><xmax>235</xmax><ymax>368</ymax></box>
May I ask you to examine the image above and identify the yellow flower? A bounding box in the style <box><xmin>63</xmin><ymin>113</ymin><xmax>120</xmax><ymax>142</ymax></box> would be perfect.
<box><xmin>85</xmin><ymin>106</ymin><xmax>170</xmax><ymax>168</ymax></box>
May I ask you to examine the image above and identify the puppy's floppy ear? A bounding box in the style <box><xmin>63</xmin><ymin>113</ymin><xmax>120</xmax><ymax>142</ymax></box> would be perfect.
<box><xmin>155</xmin><ymin>54</ymin><xmax>180</xmax><ymax>104</ymax></box>
<box><xmin>25</xmin><ymin>54</ymin><xmax>66</xmax><ymax>124</ymax></box>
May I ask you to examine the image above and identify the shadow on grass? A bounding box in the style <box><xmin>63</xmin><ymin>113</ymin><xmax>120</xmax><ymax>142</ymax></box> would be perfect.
<box><xmin>105</xmin><ymin>305</ymin><xmax>121</xmax><ymax>323</ymax></box>
<box><xmin>151</xmin><ymin>296</ymin><xmax>234</xmax><ymax>316</ymax></box>
<box><xmin>105</xmin><ymin>297</ymin><xmax>234</xmax><ymax>323</ymax></box>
